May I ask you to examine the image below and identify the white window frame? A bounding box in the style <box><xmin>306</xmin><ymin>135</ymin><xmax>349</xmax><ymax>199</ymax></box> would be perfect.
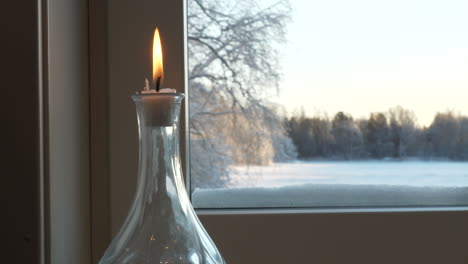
<box><xmin>90</xmin><ymin>0</ymin><xmax>468</xmax><ymax>263</ymax></box>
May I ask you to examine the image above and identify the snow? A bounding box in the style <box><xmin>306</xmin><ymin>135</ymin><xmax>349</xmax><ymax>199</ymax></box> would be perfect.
<box><xmin>192</xmin><ymin>161</ymin><xmax>468</xmax><ymax>208</ymax></box>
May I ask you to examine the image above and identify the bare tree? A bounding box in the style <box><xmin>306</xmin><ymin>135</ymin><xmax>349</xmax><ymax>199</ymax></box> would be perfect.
<box><xmin>286</xmin><ymin>111</ymin><xmax>334</xmax><ymax>159</ymax></box>
<box><xmin>428</xmin><ymin>111</ymin><xmax>464</xmax><ymax>159</ymax></box>
<box><xmin>331</xmin><ymin>112</ymin><xmax>363</xmax><ymax>159</ymax></box>
<box><xmin>286</xmin><ymin>108</ymin><xmax>468</xmax><ymax>161</ymax></box>
<box><xmin>457</xmin><ymin>117</ymin><xmax>468</xmax><ymax>160</ymax></box>
<box><xmin>364</xmin><ymin>113</ymin><xmax>392</xmax><ymax>158</ymax></box>
<box><xmin>388</xmin><ymin>106</ymin><xmax>418</xmax><ymax>158</ymax></box>
<box><xmin>188</xmin><ymin>0</ymin><xmax>293</xmax><ymax>189</ymax></box>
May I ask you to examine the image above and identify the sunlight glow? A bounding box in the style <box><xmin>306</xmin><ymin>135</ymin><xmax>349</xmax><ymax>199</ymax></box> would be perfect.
<box><xmin>276</xmin><ymin>0</ymin><xmax>468</xmax><ymax>126</ymax></box>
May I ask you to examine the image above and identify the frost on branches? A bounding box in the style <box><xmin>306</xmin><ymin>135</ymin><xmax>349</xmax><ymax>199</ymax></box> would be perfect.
<box><xmin>188</xmin><ymin>0</ymin><xmax>296</xmax><ymax>189</ymax></box>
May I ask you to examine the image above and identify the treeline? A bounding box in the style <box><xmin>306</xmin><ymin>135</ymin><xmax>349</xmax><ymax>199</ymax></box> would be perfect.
<box><xmin>285</xmin><ymin>107</ymin><xmax>468</xmax><ymax>161</ymax></box>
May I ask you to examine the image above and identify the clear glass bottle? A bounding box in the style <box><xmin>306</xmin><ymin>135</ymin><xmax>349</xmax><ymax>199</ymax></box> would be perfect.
<box><xmin>98</xmin><ymin>93</ymin><xmax>226</xmax><ymax>264</ymax></box>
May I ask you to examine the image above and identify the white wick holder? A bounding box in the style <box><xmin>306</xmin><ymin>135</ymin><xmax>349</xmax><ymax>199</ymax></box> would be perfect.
<box><xmin>132</xmin><ymin>91</ymin><xmax>184</xmax><ymax>127</ymax></box>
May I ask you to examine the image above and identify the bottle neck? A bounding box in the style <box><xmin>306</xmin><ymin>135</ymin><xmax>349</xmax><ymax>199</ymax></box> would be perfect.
<box><xmin>133</xmin><ymin>93</ymin><xmax>185</xmax><ymax>200</ymax></box>
<box><xmin>137</xmin><ymin>124</ymin><xmax>179</xmax><ymax>197</ymax></box>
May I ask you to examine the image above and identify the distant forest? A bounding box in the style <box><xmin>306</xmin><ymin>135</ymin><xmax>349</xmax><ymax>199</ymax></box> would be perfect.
<box><xmin>285</xmin><ymin>106</ymin><xmax>468</xmax><ymax>161</ymax></box>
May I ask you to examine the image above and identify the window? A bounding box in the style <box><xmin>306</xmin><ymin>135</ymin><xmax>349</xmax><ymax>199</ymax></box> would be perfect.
<box><xmin>96</xmin><ymin>0</ymin><xmax>468</xmax><ymax>263</ymax></box>
<box><xmin>188</xmin><ymin>0</ymin><xmax>468</xmax><ymax>209</ymax></box>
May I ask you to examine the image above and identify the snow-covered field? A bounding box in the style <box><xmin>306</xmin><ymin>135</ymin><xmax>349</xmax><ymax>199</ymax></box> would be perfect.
<box><xmin>192</xmin><ymin>161</ymin><xmax>468</xmax><ymax>208</ymax></box>
<box><xmin>229</xmin><ymin>161</ymin><xmax>468</xmax><ymax>188</ymax></box>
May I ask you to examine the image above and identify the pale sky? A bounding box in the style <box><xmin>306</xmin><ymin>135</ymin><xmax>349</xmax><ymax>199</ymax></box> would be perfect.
<box><xmin>273</xmin><ymin>0</ymin><xmax>468</xmax><ymax>126</ymax></box>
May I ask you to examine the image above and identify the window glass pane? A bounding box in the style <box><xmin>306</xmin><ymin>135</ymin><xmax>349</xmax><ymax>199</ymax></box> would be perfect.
<box><xmin>188</xmin><ymin>0</ymin><xmax>468</xmax><ymax>208</ymax></box>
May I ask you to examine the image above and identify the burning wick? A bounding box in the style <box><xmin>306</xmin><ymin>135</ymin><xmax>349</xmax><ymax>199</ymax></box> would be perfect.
<box><xmin>143</xmin><ymin>78</ymin><xmax>175</xmax><ymax>94</ymax></box>
<box><xmin>155</xmin><ymin>76</ymin><xmax>161</xmax><ymax>92</ymax></box>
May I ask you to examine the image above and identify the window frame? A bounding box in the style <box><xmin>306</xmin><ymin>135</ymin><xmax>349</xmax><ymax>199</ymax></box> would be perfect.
<box><xmin>90</xmin><ymin>0</ymin><xmax>468</xmax><ymax>263</ymax></box>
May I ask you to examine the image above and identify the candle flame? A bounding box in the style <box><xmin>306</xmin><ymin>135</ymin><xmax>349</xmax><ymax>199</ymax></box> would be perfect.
<box><xmin>152</xmin><ymin>28</ymin><xmax>164</xmax><ymax>90</ymax></box>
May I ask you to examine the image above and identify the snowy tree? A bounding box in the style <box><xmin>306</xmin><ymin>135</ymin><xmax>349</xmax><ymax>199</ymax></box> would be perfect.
<box><xmin>429</xmin><ymin>111</ymin><xmax>459</xmax><ymax>158</ymax></box>
<box><xmin>456</xmin><ymin>117</ymin><xmax>468</xmax><ymax>160</ymax></box>
<box><xmin>286</xmin><ymin>108</ymin><xmax>468</xmax><ymax>161</ymax></box>
<box><xmin>364</xmin><ymin>113</ymin><xmax>392</xmax><ymax>158</ymax></box>
<box><xmin>188</xmin><ymin>0</ymin><xmax>293</xmax><ymax>189</ymax></box>
<box><xmin>286</xmin><ymin>111</ymin><xmax>333</xmax><ymax>159</ymax></box>
<box><xmin>285</xmin><ymin>112</ymin><xmax>317</xmax><ymax>159</ymax></box>
<box><xmin>331</xmin><ymin>112</ymin><xmax>363</xmax><ymax>159</ymax></box>
<box><xmin>427</xmin><ymin>111</ymin><xmax>468</xmax><ymax>160</ymax></box>
<box><xmin>387</xmin><ymin>106</ymin><xmax>418</xmax><ymax>158</ymax></box>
